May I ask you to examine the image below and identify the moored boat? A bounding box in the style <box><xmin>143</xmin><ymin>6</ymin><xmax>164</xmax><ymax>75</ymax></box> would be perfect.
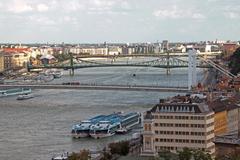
<box><xmin>45</xmin><ymin>69</ymin><xmax>63</xmax><ymax>79</ymax></box>
<box><xmin>89</xmin><ymin>112</ymin><xmax>141</xmax><ymax>139</ymax></box>
<box><xmin>117</xmin><ymin>112</ymin><xmax>141</xmax><ymax>133</ymax></box>
<box><xmin>89</xmin><ymin>120</ymin><xmax>120</xmax><ymax>139</ymax></box>
<box><xmin>72</xmin><ymin>112</ymin><xmax>141</xmax><ymax>139</ymax></box>
<box><xmin>71</xmin><ymin>115</ymin><xmax>106</xmax><ymax>138</ymax></box>
<box><xmin>51</xmin><ymin>152</ymin><xmax>69</xmax><ymax>160</ymax></box>
<box><xmin>17</xmin><ymin>94</ymin><xmax>34</xmax><ymax>100</ymax></box>
<box><xmin>0</xmin><ymin>88</ymin><xmax>32</xmax><ymax>97</ymax></box>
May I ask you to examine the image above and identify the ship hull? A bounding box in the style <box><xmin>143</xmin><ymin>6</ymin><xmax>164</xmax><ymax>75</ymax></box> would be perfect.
<box><xmin>72</xmin><ymin>133</ymin><xmax>89</xmax><ymax>138</ymax></box>
<box><xmin>90</xmin><ymin>132</ymin><xmax>115</xmax><ymax>139</ymax></box>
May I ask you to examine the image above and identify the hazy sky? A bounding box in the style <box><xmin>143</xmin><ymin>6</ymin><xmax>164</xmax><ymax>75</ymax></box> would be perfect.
<box><xmin>0</xmin><ymin>0</ymin><xmax>239</xmax><ymax>43</ymax></box>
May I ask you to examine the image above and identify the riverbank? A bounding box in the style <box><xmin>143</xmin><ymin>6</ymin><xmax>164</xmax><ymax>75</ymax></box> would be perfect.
<box><xmin>0</xmin><ymin>67</ymin><xmax>205</xmax><ymax>160</ymax></box>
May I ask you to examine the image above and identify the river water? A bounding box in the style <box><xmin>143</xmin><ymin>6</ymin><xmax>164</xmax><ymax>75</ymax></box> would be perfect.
<box><xmin>0</xmin><ymin>66</ymin><xmax>206</xmax><ymax>160</ymax></box>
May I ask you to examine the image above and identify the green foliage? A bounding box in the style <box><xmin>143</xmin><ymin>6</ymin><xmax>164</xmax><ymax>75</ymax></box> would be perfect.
<box><xmin>100</xmin><ymin>151</ymin><xmax>112</xmax><ymax>160</ymax></box>
<box><xmin>159</xmin><ymin>151</ymin><xmax>173</xmax><ymax>160</ymax></box>
<box><xmin>177</xmin><ymin>148</ymin><xmax>192</xmax><ymax>160</ymax></box>
<box><xmin>177</xmin><ymin>148</ymin><xmax>213</xmax><ymax>160</ymax></box>
<box><xmin>148</xmin><ymin>157</ymin><xmax>160</xmax><ymax>160</ymax></box>
<box><xmin>229</xmin><ymin>154</ymin><xmax>240</xmax><ymax>160</ymax></box>
<box><xmin>229</xmin><ymin>47</ymin><xmax>240</xmax><ymax>75</ymax></box>
<box><xmin>68</xmin><ymin>149</ymin><xmax>90</xmax><ymax>160</ymax></box>
<box><xmin>53</xmin><ymin>53</ymin><xmax>71</xmax><ymax>62</ymax></box>
<box><xmin>68</xmin><ymin>152</ymin><xmax>80</xmax><ymax>160</ymax></box>
<box><xmin>109</xmin><ymin>141</ymin><xmax>130</xmax><ymax>156</ymax></box>
<box><xmin>192</xmin><ymin>150</ymin><xmax>212</xmax><ymax>160</ymax></box>
<box><xmin>216</xmin><ymin>153</ymin><xmax>240</xmax><ymax>160</ymax></box>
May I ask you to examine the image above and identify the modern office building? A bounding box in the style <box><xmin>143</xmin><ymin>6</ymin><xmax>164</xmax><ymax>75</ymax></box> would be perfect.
<box><xmin>141</xmin><ymin>99</ymin><xmax>215</xmax><ymax>157</ymax></box>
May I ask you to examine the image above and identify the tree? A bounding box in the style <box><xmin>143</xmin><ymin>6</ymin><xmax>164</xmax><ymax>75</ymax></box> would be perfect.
<box><xmin>109</xmin><ymin>141</ymin><xmax>130</xmax><ymax>156</ymax></box>
<box><xmin>100</xmin><ymin>151</ymin><xmax>112</xmax><ymax>160</ymax></box>
<box><xmin>53</xmin><ymin>52</ymin><xmax>71</xmax><ymax>62</ymax></box>
<box><xmin>68</xmin><ymin>149</ymin><xmax>90</xmax><ymax>160</ymax></box>
<box><xmin>177</xmin><ymin>148</ymin><xmax>192</xmax><ymax>160</ymax></box>
<box><xmin>229</xmin><ymin>47</ymin><xmax>240</xmax><ymax>75</ymax></box>
<box><xmin>159</xmin><ymin>151</ymin><xmax>172</xmax><ymax>160</ymax></box>
<box><xmin>68</xmin><ymin>152</ymin><xmax>80</xmax><ymax>160</ymax></box>
<box><xmin>192</xmin><ymin>150</ymin><xmax>212</xmax><ymax>160</ymax></box>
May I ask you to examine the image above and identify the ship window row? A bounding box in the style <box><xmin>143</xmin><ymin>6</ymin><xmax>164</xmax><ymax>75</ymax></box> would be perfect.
<box><xmin>121</xmin><ymin>117</ymin><xmax>139</xmax><ymax>126</ymax></box>
<box><xmin>154</xmin><ymin>123</ymin><xmax>205</xmax><ymax>128</ymax></box>
<box><xmin>155</xmin><ymin>138</ymin><xmax>205</xmax><ymax>144</ymax></box>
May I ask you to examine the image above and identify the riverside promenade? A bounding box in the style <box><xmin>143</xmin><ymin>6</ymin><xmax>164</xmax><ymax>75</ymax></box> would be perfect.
<box><xmin>0</xmin><ymin>84</ymin><xmax>189</xmax><ymax>93</ymax></box>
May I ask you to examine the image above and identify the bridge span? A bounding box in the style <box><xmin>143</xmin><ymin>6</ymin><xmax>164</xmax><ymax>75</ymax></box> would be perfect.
<box><xmin>0</xmin><ymin>84</ymin><xmax>189</xmax><ymax>93</ymax></box>
<box><xmin>74</xmin><ymin>52</ymin><xmax>221</xmax><ymax>58</ymax></box>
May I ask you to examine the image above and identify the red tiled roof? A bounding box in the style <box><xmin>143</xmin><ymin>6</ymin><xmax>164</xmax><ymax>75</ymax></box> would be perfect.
<box><xmin>3</xmin><ymin>48</ymin><xmax>30</xmax><ymax>53</ymax></box>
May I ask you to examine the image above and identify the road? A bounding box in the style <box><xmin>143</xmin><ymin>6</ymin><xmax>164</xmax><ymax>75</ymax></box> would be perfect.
<box><xmin>0</xmin><ymin>84</ymin><xmax>189</xmax><ymax>93</ymax></box>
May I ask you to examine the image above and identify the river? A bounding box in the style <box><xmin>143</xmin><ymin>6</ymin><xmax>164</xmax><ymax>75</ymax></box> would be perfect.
<box><xmin>0</xmin><ymin>66</ymin><xmax>207</xmax><ymax>160</ymax></box>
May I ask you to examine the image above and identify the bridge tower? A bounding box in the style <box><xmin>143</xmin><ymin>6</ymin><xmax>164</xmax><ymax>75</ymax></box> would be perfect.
<box><xmin>188</xmin><ymin>49</ymin><xmax>197</xmax><ymax>90</ymax></box>
<box><xmin>166</xmin><ymin>51</ymin><xmax>170</xmax><ymax>75</ymax></box>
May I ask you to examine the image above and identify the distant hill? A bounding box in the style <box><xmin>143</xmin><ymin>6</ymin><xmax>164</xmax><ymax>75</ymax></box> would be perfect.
<box><xmin>229</xmin><ymin>47</ymin><xmax>240</xmax><ymax>75</ymax></box>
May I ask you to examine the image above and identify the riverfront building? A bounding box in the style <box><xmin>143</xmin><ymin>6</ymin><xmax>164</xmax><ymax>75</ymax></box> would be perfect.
<box><xmin>141</xmin><ymin>97</ymin><xmax>215</xmax><ymax>157</ymax></box>
<box><xmin>1</xmin><ymin>48</ymin><xmax>31</xmax><ymax>69</ymax></box>
<box><xmin>209</xmin><ymin>97</ymin><xmax>240</xmax><ymax>135</ymax></box>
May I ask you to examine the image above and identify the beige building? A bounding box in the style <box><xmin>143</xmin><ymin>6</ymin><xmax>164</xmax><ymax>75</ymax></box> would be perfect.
<box><xmin>12</xmin><ymin>52</ymin><xmax>29</xmax><ymax>68</ymax></box>
<box><xmin>72</xmin><ymin>47</ymin><xmax>108</xmax><ymax>55</ymax></box>
<box><xmin>0</xmin><ymin>51</ymin><xmax>4</xmax><ymax>72</ymax></box>
<box><xmin>141</xmin><ymin>101</ymin><xmax>215</xmax><ymax>157</ymax></box>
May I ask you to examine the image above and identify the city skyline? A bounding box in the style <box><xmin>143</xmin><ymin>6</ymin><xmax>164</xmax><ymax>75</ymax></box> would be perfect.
<box><xmin>0</xmin><ymin>0</ymin><xmax>240</xmax><ymax>43</ymax></box>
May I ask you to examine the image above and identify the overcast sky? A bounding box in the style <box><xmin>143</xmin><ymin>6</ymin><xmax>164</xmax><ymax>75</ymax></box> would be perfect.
<box><xmin>0</xmin><ymin>0</ymin><xmax>239</xmax><ymax>43</ymax></box>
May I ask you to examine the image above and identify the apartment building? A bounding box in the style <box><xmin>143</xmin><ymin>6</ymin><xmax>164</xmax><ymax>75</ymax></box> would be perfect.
<box><xmin>2</xmin><ymin>48</ymin><xmax>31</xmax><ymax>69</ymax></box>
<box><xmin>141</xmin><ymin>100</ymin><xmax>215</xmax><ymax>157</ymax></box>
<box><xmin>3</xmin><ymin>53</ymin><xmax>13</xmax><ymax>70</ymax></box>
<box><xmin>209</xmin><ymin>98</ymin><xmax>240</xmax><ymax>135</ymax></box>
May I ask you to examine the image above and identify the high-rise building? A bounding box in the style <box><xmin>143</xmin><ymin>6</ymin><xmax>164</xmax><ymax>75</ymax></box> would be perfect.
<box><xmin>162</xmin><ymin>40</ymin><xmax>169</xmax><ymax>52</ymax></box>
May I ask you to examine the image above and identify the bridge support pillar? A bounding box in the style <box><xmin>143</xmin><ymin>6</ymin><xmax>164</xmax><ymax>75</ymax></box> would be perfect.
<box><xmin>188</xmin><ymin>49</ymin><xmax>197</xmax><ymax>90</ymax></box>
<box><xmin>166</xmin><ymin>68</ymin><xmax>170</xmax><ymax>75</ymax></box>
<box><xmin>69</xmin><ymin>68</ymin><xmax>74</xmax><ymax>76</ymax></box>
<box><xmin>166</xmin><ymin>52</ymin><xmax>170</xmax><ymax>75</ymax></box>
